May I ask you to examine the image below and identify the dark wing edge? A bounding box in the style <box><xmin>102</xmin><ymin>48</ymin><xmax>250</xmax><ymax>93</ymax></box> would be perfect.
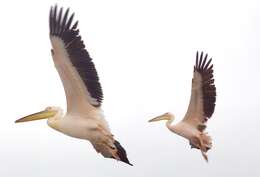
<box><xmin>49</xmin><ymin>5</ymin><xmax>103</xmax><ymax>107</ymax></box>
<box><xmin>194</xmin><ymin>51</ymin><xmax>216</xmax><ymax>121</ymax></box>
<box><xmin>114</xmin><ymin>140</ymin><xmax>133</xmax><ymax>166</ymax></box>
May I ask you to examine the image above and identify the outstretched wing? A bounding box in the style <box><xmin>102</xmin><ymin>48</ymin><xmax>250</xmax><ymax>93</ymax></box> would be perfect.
<box><xmin>183</xmin><ymin>51</ymin><xmax>216</xmax><ymax>131</ymax></box>
<box><xmin>49</xmin><ymin>5</ymin><xmax>103</xmax><ymax>113</ymax></box>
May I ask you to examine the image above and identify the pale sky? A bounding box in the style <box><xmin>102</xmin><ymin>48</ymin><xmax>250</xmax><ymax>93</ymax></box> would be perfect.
<box><xmin>0</xmin><ymin>0</ymin><xmax>259</xmax><ymax>177</ymax></box>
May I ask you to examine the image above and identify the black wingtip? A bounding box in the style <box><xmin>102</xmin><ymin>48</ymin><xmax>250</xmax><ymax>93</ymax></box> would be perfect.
<box><xmin>195</xmin><ymin>51</ymin><xmax>210</xmax><ymax>70</ymax></box>
<box><xmin>114</xmin><ymin>140</ymin><xmax>133</xmax><ymax>166</ymax></box>
<box><xmin>49</xmin><ymin>5</ymin><xmax>76</xmax><ymax>36</ymax></box>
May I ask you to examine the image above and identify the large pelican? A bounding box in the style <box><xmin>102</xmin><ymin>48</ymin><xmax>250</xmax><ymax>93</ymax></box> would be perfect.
<box><xmin>15</xmin><ymin>5</ymin><xmax>132</xmax><ymax>166</ymax></box>
<box><xmin>149</xmin><ymin>52</ymin><xmax>216</xmax><ymax>161</ymax></box>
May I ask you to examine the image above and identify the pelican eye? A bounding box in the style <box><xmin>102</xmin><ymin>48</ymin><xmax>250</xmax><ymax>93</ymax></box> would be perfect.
<box><xmin>46</xmin><ymin>107</ymin><xmax>52</xmax><ymax>111</ymax></box>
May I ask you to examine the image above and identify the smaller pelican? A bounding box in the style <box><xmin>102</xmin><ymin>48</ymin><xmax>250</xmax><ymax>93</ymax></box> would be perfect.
<box><xmin>149</xmin><ymin>52</ymin><xmax>216</xmax><ymax>161</ymax></box>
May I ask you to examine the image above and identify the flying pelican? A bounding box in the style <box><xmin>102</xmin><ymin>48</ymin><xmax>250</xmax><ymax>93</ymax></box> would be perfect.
<box><xmin>15</xmin><ymin>5</ymin><xmax>132</xmax><ymax>166</ymax></box>
<box><xmin>148</xmin><ymin>52</ymin><xmax>216</xmax><ymax>161</ymax></box>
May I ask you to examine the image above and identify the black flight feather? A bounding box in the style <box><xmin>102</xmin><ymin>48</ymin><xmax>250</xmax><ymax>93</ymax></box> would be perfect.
<box><xmin>114</xmin><ymin>140</ymin><xmax>133</xmax><ymax>166</ymax></box>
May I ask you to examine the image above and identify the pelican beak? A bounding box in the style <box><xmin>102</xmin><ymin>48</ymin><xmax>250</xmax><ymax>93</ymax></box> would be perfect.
<box><xmin>15</xmin><ymin>110</ymin><xmax>57</xmax><ymax>123</ymax></box>
<box><xmin>148</xmin><ymin>114</ymin><xmax>170</xmax><ymax>122</ymax></box>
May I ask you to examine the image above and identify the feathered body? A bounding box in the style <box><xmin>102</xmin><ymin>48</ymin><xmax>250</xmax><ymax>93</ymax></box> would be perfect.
<box><xmin>47</xmin><ymin>108</ymin><xmax>120</xmax><ymax>159</ymax></box>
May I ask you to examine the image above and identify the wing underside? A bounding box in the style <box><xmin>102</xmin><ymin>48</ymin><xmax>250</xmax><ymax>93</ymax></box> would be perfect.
<box><xmin>49</xmin><ymin>5</ymin><xmax>103</xmax><ymax>110</ymax></box>
<box><xmin>184</xmin><ymin>52</ymin><xmax>216</xmax><ymax>127</ymax></box>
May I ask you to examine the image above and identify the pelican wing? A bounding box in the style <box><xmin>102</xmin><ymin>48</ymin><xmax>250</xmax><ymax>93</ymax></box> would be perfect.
<box><xmin>183</xmin><ymin>52</ymin><xmax>216</xmax><ymax>130</ymax></box>
<box><xmin>49</xmin><ymin>6</ymin><xmax>103</xmax><ymax>113</ymax></box>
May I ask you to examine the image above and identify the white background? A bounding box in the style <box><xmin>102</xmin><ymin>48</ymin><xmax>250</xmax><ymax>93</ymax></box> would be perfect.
<box><xmin>0</xmin><ymin>0</ymin><xmax>259</xmax><ymax>177</ymax></box>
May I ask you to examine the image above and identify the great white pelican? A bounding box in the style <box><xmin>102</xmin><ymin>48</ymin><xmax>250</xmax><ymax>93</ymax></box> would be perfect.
<box><xmin>15</xmin><ymin>5</ymin><xmax>132</xmax><ymax>166</ymax></box>
<box><xmin>149</xmin><ymin>52</ymin><xmax>216</xmax><ymax>161</ymax></box>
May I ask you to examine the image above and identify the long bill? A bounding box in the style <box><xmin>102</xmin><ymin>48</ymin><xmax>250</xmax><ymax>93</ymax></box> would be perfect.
<box><xmin>148</xmin><ymin>113</ymin><xmax>171</xmax><ymax>122</ymax></box>
<box><xmin>15</xmin><ymin>110</ymin><xmax>57</xmax><ymax>123</ymax></box>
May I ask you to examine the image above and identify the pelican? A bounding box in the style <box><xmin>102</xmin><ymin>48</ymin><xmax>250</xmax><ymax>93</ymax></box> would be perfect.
<box><xmin>15</xmin><ymin>5</ymin><xmax>132</xmax><ymax>166</ymax></box>
<box><xmin>149</xmin><ymin>52</ymin><xmax>216</xmax><ymax>161</ymax></box>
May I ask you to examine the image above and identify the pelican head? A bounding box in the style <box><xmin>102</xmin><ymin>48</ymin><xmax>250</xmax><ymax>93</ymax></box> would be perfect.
<box><xmin>15</xmin><ymin>106</ymin><xmax>63</xmax><ymax>127</ymax></box>
<box><xmin>148</xmin><ymin>112</ymin><xmax>175</xmax><ymax>132</ymax></box>
<box><xmin>148</xmin><ymin>112</ymin><xmax>175</xmax><ymax>122</ymax></box>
